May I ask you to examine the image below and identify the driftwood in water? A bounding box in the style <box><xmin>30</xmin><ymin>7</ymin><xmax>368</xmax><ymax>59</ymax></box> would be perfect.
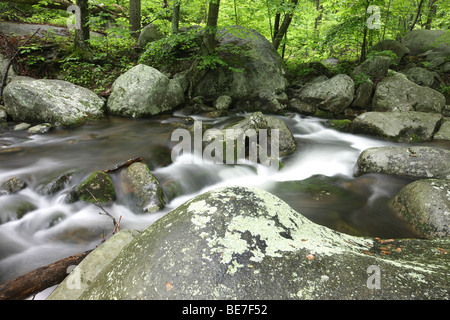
<box><xmin>0</xmin><ymin>249</ymin><xmax>92</xmax><ymax>300</ymax></box>
<box><xmin>103</xmin><ymin>156</ymin><xmax>143</xmax><ymax>173</ymax></box>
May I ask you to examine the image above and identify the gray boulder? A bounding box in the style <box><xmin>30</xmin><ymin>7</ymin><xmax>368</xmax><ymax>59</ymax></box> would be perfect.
<box><xmin>352</xmin><ymin>56</ymin><xmax>392</xmax><ymax>80</ymax></box>
<box><xmin>296</xmin><ymin>74</ymin><xmax>354</xmax><ymax>114</ymax></box>
<box><xmin>351</xmin><ymin>111</ymin><xmax>442</xmax><ymax>142</ymax></box>
<box><xmin>355</xmin><ymin>146</ymin><xmax>450</xmax><ymax>179</ymax></box>
<box><xmin>193</xmin><ymin>26</ymin><xmax>287</xmax><ymax>112</ymax></box>
<box><xmin>107</xmin><ymin>64</ymin><xmax>185</xmax><ymax>118</ymax></box>
<box><xmin>75</xmin><ymin>186</ymin><xmax>449</xmax><ymax>300</ymax></box>
<box><xmin>400</xmin><ymin>67</ymin><xmax>435</xmax><ymax>87</ymax></box>
<box><xmin>204</xmin><ymin>112</ymin><xmax>296</xmax><ymax>160</ymax></box>
<box><xmin>0</xmin><ymin>105</ymin><xmax>6</xmax><ymax>123</ymax></box>
<box><xmin>47</xmin><ymin>229</ymin><xmax>139</xmax><ymax>300</ymax></box>
<box><xmin>3</xmin><ymin>78</ymin><xmax>105</xmax><ymax>127</ymax></box>
<box><xmin>137</xmin><ymin>24</ymin><xmax>163</xmax><ymax>48</ymax></box>
<box><xmin>0</xmin><ymin>53</ymin><xmax>17</xmax><ymax>85</ymax></box>
<box><xmin>369</xmin><ymin>39</ymin><xmax>410</xmax><ymax>64</ymax></box>
<box><xmin>434</xmin><ymin>119</ymin><xmax>450</xmax><ymax>141</ymax></box>
<box><xmin>351</xmin><ymin>79</ymin><xmax>374</xmax><ymax>108</ymax></box>
<box><xmin>76</xmin><ymin>171</ymin><xmax>116</xmax><ymax>204</ymax></box>
<box><xmin>121</xmin><ymin>162</ymin><xmax>165</xmax><ymax>213</ymax></box>
<box><xmin>401</xmin><ymin>29</ymin><xmax>450</xmax><ymax>56</ymax></box>
<box><xmin>213</xmin><ymin>95</ymin><xmax>232</xmax><ymax>110</ymax></box>
<box><xmin>389</xmin><ymin>179</ymin><xmax>450</xmax><ymax>239</ymax></box>
<box><xmin>371</xmin><ymin>74</ymin><xmax>445</xmax><ymax>113</ymax></box>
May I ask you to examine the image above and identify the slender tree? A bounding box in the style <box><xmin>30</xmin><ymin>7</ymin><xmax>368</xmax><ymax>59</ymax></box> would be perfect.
<box><xmin>203</xmin><ymin>0</ymin><xmax>221</xmax><ymax>55</ymax></box>
<box><xmin>130</xmin><ymin>0</ymin><xmax>141</xmax><ymax>37</ymax></box>
<box><xmin>272</xmin><ymin>0</ymin><xmax>298</xmax><ymax>50</ymax></box>
<box><xmin>172</xmin><ymin>0</ymin><xmax>181</xmax><ymax>34</ymax></box>
<box><xmin>75</xmin><ymin>0</ymin><xmax>90</xmax><ymax>51</ymax></box>
<box><xmin>409</xmin><ymin>0</ymin><xmax>425</xmax><ymax>30</ymax></box>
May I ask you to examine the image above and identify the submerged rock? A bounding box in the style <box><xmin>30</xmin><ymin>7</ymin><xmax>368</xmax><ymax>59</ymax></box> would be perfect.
<box><xmin>355</xmin><ymin>146</ymin><xmax>450</xmax><ymax>179</ymax></box>
<box><xmin>389</xmin><ymin>179</ymin><xmax>450</xmax><ymax>239</ymax></box>
<box><xmin>107</xmin><ymin>64</ymin><xmax>185</xmax><ymax>118</ymax></box>
<box><xmin>3</xmin><ymin>78</ymin><xmax>105</xmax><ymax>127</ymax></box>
<box><xmin>350</xmin><ymin>111</ymin><xmax>442</xmax><ymax>142</ymax></box>
<box><xmin>73</xmin><ymin>186</ymin><xmax>448</xmax><ymax>299</ymax></box>
<box><xmin>0</xmin><ymin>177</ymin><xmax>27</xmax><ymax>196</ymax></box>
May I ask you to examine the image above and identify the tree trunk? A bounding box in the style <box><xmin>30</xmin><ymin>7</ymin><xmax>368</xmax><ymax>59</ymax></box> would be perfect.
<box><xmin>409</xmin><ymin>0</ymin><xmax>425</xmax><ymax>31</ymax></box>
<box><xmin>0</xmin><ymin>0</ymin><xmax>126</xmax><ymax>15</ymax></box>
<box><xmin>272</xmin><ymin>0</ymin><xmax>298</xmax><ymax>50</ymax></box>
<box><xmin>425</xmin><ymin>0</ymin><xmax>437</xmax><ymax>29</ymax></box>
<box><xmin>171</xmin><ymin>0</ymin><xmax>181</xmax><ymax>34</ymax></box>
<box><xmin>0</xmin><ymin>250</ymin><xmax>92</xmax><ymax>300</ymax></box>
<box><xmin>74</xmin><ymin>0</ymin><xmax>90</xmax><ymax>50</ymax></box>
<box><xmin>186</xmin><ymin>0</ymin><xmax>220</xmax><ymax>100</ymax></box>
<box><xmin>203</xmin><ymin>0</ymin><xmax>220</xmax><ymax>55</ymax></box>
<box><xmin>129</xmin><ymin>0</ymin><xmax>141</xmax><ymax>37</ymax></box>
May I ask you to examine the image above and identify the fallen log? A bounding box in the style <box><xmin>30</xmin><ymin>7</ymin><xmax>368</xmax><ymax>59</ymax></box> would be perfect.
<box><xmin>0</xmin><ymin>249</ymin><xmax>93</xmax><ymax>300</ymax></box>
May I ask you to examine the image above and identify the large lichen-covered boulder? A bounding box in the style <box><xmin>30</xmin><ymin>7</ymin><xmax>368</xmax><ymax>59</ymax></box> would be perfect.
<box><xmin>77</xmin><ymin>186</ymin><xmax>449</xmax><ymax>300</ymax></box>
<box><xmin>389</xmin><ymin>179</ymin><xmax>450</xmax><ymax>239</ymax></box>
<box><xmin>3</xmin><ymin>78</ymin><xmax>105</xmax><ymax>127</ymax></box>
<box><xmin>371</xmin><ymin>74</ymin><xmax>445</xmax><ymax>113</ymax></box>
<box><xmin>369</xmin><ymin>39</ymin><xmax>410</xmax><ymax>64</ymax></box>
<box><xmin>401</xmin><ymin>29</ymin><xmax>450</xmax><ymax>56</ymax></box>
<box><xmin>120</xmin><ymin>162</ymin><xmax>165</xmax><ymax>213</ymax></box>
<box><xmin>400</xmin><ymin>67</ymin><xmax>436</xmax><ymax>88</ymax></box>
<box><xmin>296</xmin><ymin>74</ymin><xmax>354</xmax><ymax>114</ymax></box>
<box><xmin>193</xmin><ymin>26</ymin><xmax>287</xmax><ymax>113</ymax></box>
<box><xmin>350</xmin><ymin>111</ymin><xmax>442</xmax><ymax>142</ymax></box>
<box><xmin>107</xmin><ymin>64</ymin><xmax>185</xmax><ymax>118</ymax></box>
<box><xmin>355</xmin><ymin>146</ymin><xmax>450</xmax><ymax>179</ymax></box>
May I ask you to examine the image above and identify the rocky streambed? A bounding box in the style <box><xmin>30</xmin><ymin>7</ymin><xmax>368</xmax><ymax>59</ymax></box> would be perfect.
<box><xmin>0</xmin><ymin>26</ymin><xmax>449</xmax><ymax>299</ymax></box>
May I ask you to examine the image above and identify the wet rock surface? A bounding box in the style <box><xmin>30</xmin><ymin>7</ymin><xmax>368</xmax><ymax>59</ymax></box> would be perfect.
<box><xmin>59</xmin><ymin>186</ymin><xmax>450</xmax><ymax>300</ymax></box>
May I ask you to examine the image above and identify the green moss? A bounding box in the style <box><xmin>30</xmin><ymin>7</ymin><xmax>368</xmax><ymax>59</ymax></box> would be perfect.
<box><xmin>77</xmin><ymin>171</ymin><xmax>116</xmax><ymax>204</ymax></box>
<box><xmin>328</xmin><ymin>119</ymin><xmax>352</xmax><ymax>132</ymax></box>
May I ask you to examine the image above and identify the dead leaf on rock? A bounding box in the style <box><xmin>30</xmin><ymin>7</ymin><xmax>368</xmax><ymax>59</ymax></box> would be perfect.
<box><xmin>306</xmin><ymin>254</ymin><xmax>314</xmax><ymax>261</ymax></box>
<box><xmin>165</xmin><ymin>281</ymin><xmax>173</xmax><ymax>290</ymax></box>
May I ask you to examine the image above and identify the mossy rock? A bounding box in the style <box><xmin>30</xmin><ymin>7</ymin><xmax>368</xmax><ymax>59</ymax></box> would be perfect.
<box><xmin>77</xmin><ymin>171</ymin><xmax>116</xmax><ymax>204</ymax></box>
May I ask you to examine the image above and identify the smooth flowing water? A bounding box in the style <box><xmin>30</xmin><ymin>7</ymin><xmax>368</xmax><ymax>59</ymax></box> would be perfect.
<box><xmin>0</xmin><ymin>113</ymin><xmax>424</xmax><ymax>285</ymax></box>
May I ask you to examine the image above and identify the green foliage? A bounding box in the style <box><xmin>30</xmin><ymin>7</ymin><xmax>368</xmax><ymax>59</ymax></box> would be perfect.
<box><xmin>351</xmin><ymin>72</ymin><xmax>371</xmax><ymax>86</ymax></box>
<box><xmin>138</xmin><ymin>29</ymin><xmax>203</xmax><ymax>72</ymax></box>
<box><xmin>139</xmin><ymin>27</ymin><xmax>245</xmax><ymax>74</ymax></box>
<box><xmin>367</xmin><ymin>50</ymin><xmax>398</xmax><ymax>65</ymax></box>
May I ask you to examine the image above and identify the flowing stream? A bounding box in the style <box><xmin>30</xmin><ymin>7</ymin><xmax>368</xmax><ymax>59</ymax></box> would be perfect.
<box><xmin>0</xmin><ymin>112</ymin><xmax>428</xmax><ymax>285</ymax></box>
